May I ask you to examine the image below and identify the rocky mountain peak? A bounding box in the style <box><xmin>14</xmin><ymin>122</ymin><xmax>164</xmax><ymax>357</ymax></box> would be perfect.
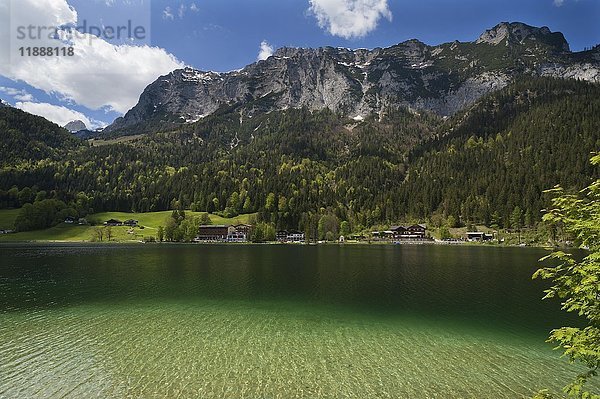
<box><xmin>476</xmin><ymin>22</ymin><xmax>570</xmax><ymax>52</ymax></box>
<box><xmin>64</xmin><ymin>120</ymin><xmax>87</xmax><ymax>133</ymax></box>
<box><xmin>104</xmin><ymin>22</ymin><xmax>597</xmax><ymax>136</ymax></box>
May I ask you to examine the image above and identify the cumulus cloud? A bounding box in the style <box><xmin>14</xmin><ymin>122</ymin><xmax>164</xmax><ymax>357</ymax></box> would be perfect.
<box><xmin>308</xmin><ymin>0</ymin><xmax>392</xmax><ymax>39</ymax></box>
<box><xmin>1</xmin><ymin>0</ymin><xmax>184</xmax><ymax>114</ymax></box>
<box><xmin>257</xmin><ymin>40</ymin><xmax>274</xmax><ymax>61</ymax></box>
<box><xmin>3</xmin><ymin>42</ymin><xmax>184</xmax><ymax>113</ymax></box>
<box><xmin>0</xmin><ymin>87</ymin><xmax>35</xmax><ymax>102</ymax></box>
<box><xmin>15</xmin><ymin>101</ymin><xmax>94</xmax><ymax>128</ymax></box>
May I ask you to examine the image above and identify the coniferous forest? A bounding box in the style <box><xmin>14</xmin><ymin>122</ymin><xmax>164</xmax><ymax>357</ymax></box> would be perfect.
<box><xmin>0</xmin><ymin>77</ymin><xmax>598</xmax><ymax>236</ymax></box>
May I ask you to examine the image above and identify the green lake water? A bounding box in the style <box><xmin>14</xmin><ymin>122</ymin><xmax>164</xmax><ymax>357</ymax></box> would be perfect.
<box><xmin>0</xmin><ymin>244</ymin><xmax>593</xmax><ymax>398</ymax></box>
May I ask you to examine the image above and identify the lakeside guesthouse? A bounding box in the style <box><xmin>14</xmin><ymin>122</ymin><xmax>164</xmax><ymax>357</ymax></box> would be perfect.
<box><xmin>372</xmin><ymin>224</ymin><xmax>428</xmax><ymax>240</ymax></box>
<box><xmin>467</xmin><ymin>232</ymin><xmax>495</xmax><ymax>242</ymax></box>
<box><xmin>276</xmin><ymin>230</ymin><xmax>305</xmax><ymax>243</ymax></box>
<box><xmin>196</xmin><ymin>225</ymin><xmax>230</xmax><ymax>242</ymax></box>
<box><xmin>227</xmin><ymin>224</ymin><xmax>253</xmax><ymax>242</ymax></box>
<box><xmin>196</xmin><ymin>224</ymin><xmax>254</xmax><ymax>242</ymax></box>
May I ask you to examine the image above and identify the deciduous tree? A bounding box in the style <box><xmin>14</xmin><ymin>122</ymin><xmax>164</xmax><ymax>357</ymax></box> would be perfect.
<box><xmin>533</xmin><ymin>154</ymin><xmax>600</xmax><ymax>398</ymax></box>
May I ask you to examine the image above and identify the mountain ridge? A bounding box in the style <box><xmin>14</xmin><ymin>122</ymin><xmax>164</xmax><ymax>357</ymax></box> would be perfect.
<box><xmin>104</xmin><ymin>21</ymin><xmax>600</xmax><ymax>136</ymax></box>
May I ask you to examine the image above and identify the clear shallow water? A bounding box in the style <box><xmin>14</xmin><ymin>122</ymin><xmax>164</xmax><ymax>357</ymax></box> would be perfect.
<box><xmin>0</xmin><ymin>244</ymin><xmax>592</xmax><ymax>398</ymax></box>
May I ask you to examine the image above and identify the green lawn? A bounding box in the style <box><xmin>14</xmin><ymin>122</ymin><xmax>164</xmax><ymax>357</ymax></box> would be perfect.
<box><xmin>88</xmin><ymin>211</ymin><xmax>255</xmax><ymax>230</ymax></box>
<box><xmin>0</xmin><ymin>224</ymin><xmax>120</xmax><ymax>242</ymax></box>
<box><xmin>0</xmin><ymin>209</ymin><xmax>257</xmax><ymax>242</ymax></box>
<box><xmin>0</xmin><ymin>208</ymin><xmax>20</xmax><ymax>230</ymax></box>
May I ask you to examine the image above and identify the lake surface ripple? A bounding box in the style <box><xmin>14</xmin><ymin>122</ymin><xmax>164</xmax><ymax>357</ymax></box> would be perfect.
<box><xmin>0</xmin><ymin>244</ymin><xmax>593</xmax><ymax>398</ymax></box>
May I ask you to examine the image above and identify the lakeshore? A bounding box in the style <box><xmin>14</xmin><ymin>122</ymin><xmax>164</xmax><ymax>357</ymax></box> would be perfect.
<box><xmin>0</xmin><ymin>209</ymin><xmax>555</xmax><ymax>248</ymax></box>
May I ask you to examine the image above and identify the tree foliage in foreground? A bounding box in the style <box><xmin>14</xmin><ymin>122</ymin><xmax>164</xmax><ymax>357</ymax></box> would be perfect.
<box><xmin>534</xmin><ymin>154</ymin><xmax>600</xmax><ymax>399</ymax></box>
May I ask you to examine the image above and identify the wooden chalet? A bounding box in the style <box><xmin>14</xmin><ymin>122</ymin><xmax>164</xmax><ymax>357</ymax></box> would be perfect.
<box><xmin>196</xmin><ymin>225</ymin><xmax>229</xmax><ymax>241</ymax></box>
<box><xmin>104</xmin><ymin>219</ymin><xmax>123</xmax><ymax>226</ymax></box>
<box><xmin>373</xmin><ymin>224</ymin><xmax>428</xmax><ymax>240</ymax></box>
<box><xmin>466</xmin><ymin>232</ymin><xmax>494</xmax><ymax>242</ymax></box>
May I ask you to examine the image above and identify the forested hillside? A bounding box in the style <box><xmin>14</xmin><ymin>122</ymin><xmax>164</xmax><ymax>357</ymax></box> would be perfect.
<box><xmin>0</xmin><ymin>77</ymin><xmax>598</xmax><ymax>236</ymax></box>
<box><xmin>400</xmin><ymin>78</ymin><xmax>600</xmax><ymax>228</ymax></box>
<box><xmin>0</xmin><ymin>106</ymin><xmax>439</xmax><ymax>232</ymax></box>
<box><xmin>0</xmin><ymin>107</ymin><xmax>83</xmax><ymax>165</ymax></box>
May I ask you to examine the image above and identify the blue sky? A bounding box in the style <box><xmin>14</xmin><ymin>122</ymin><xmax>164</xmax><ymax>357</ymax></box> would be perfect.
<box><xmin>0</xmin><ymin>0</ymin><xmax>598</xmax><ymax>129</ymax></box>
<box><xmin>146</xmin><ymin>0</ymin><xmax>600</xmax><ymax>72</ymax></box>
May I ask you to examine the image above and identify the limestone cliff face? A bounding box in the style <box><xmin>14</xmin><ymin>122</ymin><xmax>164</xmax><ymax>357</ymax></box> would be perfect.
<box><xmin>64</xmin><ymin>120</ymin><xmax>87</xmax><ymax>133</ymax></box>
<box><xmin>476</xmin><ymin>22</ymin><xmax>570</xmax><ymax>52</ymax></box>
<box><xmin>105</xmin><ymin>22</ymin><xmax>600</xmax><ymax>135</ymax></box>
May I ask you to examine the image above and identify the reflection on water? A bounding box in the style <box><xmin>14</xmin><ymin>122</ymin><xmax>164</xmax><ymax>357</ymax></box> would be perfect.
<box><xmin>0</xmin><ymin>244</ymin><xmax>592</xmax><ymax>398</ymax></box>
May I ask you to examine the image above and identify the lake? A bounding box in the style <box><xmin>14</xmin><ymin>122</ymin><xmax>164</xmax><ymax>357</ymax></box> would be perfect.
<box><xmin>0</xmin><ymin>244</ymin><xmax>589</xmax><ymax>398</ymax></box>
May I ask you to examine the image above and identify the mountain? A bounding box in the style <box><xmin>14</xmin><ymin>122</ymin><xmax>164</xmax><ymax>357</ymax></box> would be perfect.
<box><xmin>399</xmin><ymin>77</ymin><xmax>600</xmax><ymax>225</ymax></box>
<box><xmin>1</xmin><ymin>23</ymin><xmax>599</xmax><ymax>236</ymax></box>
<box><xmin>64</xmin><ymin>120</ymin><xmax>87</xmax><ymax>133</ymax></box>
<box><xmin>1</xmin><ymin>75</ymin><xmax>596</xmax><ymax>233</ymax></box>
<box><xmin>73</xmin><ymin>129</ymin><xmax>101</xmax><ymax>140</ymax></box>
<box><xmin>0</xmin><ymin>100</ymin><xmax>10</xmax><ymax>108</ymax></box>
<box><xmin>105</xmin><ymin>22</ymin><xmax>600</xmax><ymax>136</ymax></box>
<box><xmin>0</xmin><ymin>107</ymin><xmax>82</xmax><ymax>166</ymax></box>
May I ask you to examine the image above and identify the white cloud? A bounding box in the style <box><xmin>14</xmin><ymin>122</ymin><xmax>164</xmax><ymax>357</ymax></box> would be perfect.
<box><xmin>257</xmin><ymin>40</ymin><xmax>274</xmax><ymax>61</ymax></box>
<box><xmin>308</xmin><ymin>0</ymin><xmax>392</xmax><ymax>39</ymax></box>
<box><xmin>0</xmin><ymin>87</ymin><xmax>35</xmax><ymax>102</ymax></box>
<box><xmin>553</xmin><ymin>0</ymin><xmax>580</xmax><ymax>6</ymax></box>
<box><xmin>15</xmin><ymin>101</ymin><xmax>93</xmax><ymax>128</ymax></box>
<box><xmin>178</xmin><ymin>4</ymin><xmax>186</xmax><ymax>18</ymax></box>
<box><xmin>190</xmin><ymin>3</ymin><xmax>199</xmax><ymax>12</ymax></box>
<box><xmin>163</xmin><ymin>6</ymin><xmax>175</xmax><ymax>20</ymax></box>
<box><xmin>1</xmin><ymin>0</ymin><xmax>184</xmax><ymax>115</ymax></box>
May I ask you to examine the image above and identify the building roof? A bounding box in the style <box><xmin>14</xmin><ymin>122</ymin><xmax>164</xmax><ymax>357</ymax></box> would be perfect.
<box><xmin>389</xmin><ymin>224</ymin><xmax>427</xmax><ymax>230</ymax></box>
<box><xmin>408</xmin><ymin>224</ymin><xmax>427</xmax><ymax>229</ymax></box>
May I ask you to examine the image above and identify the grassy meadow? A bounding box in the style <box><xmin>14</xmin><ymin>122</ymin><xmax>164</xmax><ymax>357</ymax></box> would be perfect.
<box><xmin>0</xmin><ymin>209</ymin><xmax>256</xmax><ymax>243</ymax></box>
<box><xmin>0</xmin><ymin>208</ymin><xmax>20</xmax><ymax>230</ymax></box>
